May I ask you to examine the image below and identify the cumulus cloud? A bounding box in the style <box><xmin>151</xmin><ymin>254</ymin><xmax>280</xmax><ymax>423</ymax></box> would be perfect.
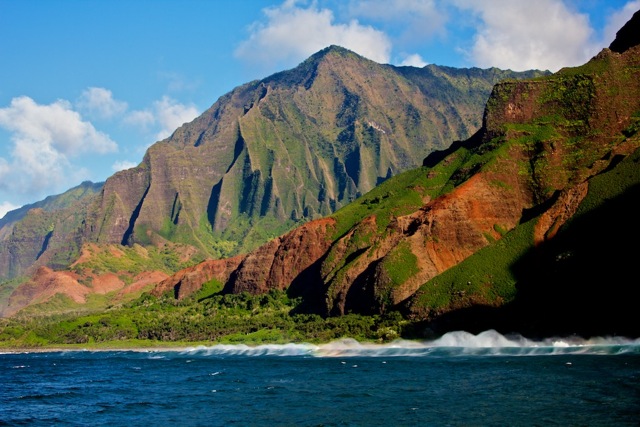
<box><xmin>235</xmin><ymin>0</ymin><xmax>392</xmax><ymax>70</ymax></box>
<box><xmin>398</xmin><ymin>53</ymin><xmax>428</xmax><ymax>67</ymax></box>
<box><xmin>76</xmin><ymin>87</ymin><xmax>128</xmax><ymax>120</ymax></box>
<box><xmin>347</xmin><ymin>0</ymin><xmax>447</xmax><ymax>42</ymax></box>
<box><xmin>123</xmin><ymin>109</ymin><xmax>155</xmax><ymax>130</ymax></box>
<box><xmin>0</xmin><ymin>96</ymin><xmax>117</xmax><ymax>195</ymax></box>
<box><xmin>154</xmin><ymin>96</ymin><xmax>200</xmax><ymax>140</ymax></box>
<box><xmin>0</xmin><ymin>96</ymin><xmax>118</xmax><ymax>155</ymax></box>
<box><xmin>453</xmin><ymin>0</ymin><xmax>599</xmax><ymax>71</ymax></box>
<box><xmin>126</xmin><ymin>96</ymin><xmax>199</xmax><ymax>140</ymax></box>
<box><xmin>0</xmin><ymin>201</ymin><xmax>20</xmax><ymax>219</ymax></box>
<box><xmin>112</xmin><ymin>160</ymin><xmax>138</xmax><ymax>172</ymax></box>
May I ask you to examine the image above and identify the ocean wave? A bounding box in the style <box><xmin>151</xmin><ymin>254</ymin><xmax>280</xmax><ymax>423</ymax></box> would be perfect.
<box><xmin>178</xmin><ymin>330</ymin><xmax>640</xmax><ymax>358</ymax></box>
<box><xmin>180</xmin><ymin>343</ymin><xmax>318</xmax><ymax>357</ymax></box>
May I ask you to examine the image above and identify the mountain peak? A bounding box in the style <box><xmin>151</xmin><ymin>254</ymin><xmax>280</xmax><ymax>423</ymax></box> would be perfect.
<box><xmin>311</xmin><ymin>45</ymin><xmax>358</xmax><ymax>59</ymax></box>
<box><xmin>299</xmin><ymin>45</ymin><xmax>373</xmax><ymax>68</ymax></box>
<box><xmin>261</xmin><ymin>45</ymin><xmax>364</xmax><ymax>88</ymax></box>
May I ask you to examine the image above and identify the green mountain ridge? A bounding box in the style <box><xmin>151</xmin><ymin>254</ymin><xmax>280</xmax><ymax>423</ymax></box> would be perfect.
<box><xmin>0</xmin><ymin>46</ymin><xmax>544</xmax><ymax>284</ymax></box>
<box><xmin>0</xmin><ymin>182</ymin><xmax>103</xmax><ymax>278</ymax></box>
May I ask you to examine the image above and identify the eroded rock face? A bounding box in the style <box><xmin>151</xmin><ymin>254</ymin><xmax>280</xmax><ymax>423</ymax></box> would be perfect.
<box><xmin>85</xmin><ymin>166</ymin><xmax>151</xmax><ymax>245</ymax></box>
<box><xmin>2</xmin><ymin>264</ymin><xmax>170</xmax><ymax>318</ymax></box>
<box><xmin>236</xmin><ymin>218</ymin><xmax>337</xmax><ymax>293</ymax></box>
<box><xmin>152</xmin><ymin>218</ymin><xmax>336</xmax><ymax>299</ymax></box>
<box><xmin>533</xmin><ymin>183</ymin><xmax>589</xmax><ymax>243</ymax></box>
<box><xmin>151</xmin><ymin>256</ymin><xmax>244</xmax><ymax>299</ymax></box>
<box><xmin>323</xmin><ymin>153</ymin><xmax>534</xmax><ymax>316</ymax></box>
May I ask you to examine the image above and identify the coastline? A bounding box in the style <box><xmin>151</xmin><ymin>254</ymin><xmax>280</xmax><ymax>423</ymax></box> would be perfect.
<box><xmin>3</xmin><ymin>332</ymin><xmax>640</xmax><ymax>355</ymax></box>
<box><xmin>0</xmin><ymin>341</ymin><xmax>229</xmax><ymax>354</ymax></box>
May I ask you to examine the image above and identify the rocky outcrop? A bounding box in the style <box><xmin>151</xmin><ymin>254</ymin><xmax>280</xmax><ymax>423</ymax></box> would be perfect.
<box><xmin>151</xmin><ymin>256</ymin><xmax>243</xmax><ymax>299</ymax></box>
<box><xmin>151</xmin><ymin>217</ymin><xmax>336</xmax><ymax>299</ymax></box>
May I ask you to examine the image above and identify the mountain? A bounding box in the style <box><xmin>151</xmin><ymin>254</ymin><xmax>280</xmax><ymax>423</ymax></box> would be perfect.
<box><xmin>0</xmin><ymin>181</ymin><xmax>103</xmax><ymax>279</ymax></box>
<box><xmin>149</xmin><ymin>13</ymin><xmax>640</xmax><ymax>338</ymax></box>
<box><xmin>2</xmin><ymin>14</ymin><xmax>639</xmax><ymax>342</ymax></box>
<box><xmin>84</xmin><ymin>46</ymin><xmax>545</xmax><ymax>256</ymax></box>
<box><xmin>0</xmin><ymin>47</ymin><xmax>545</xmax><ymax>285</ymax></box>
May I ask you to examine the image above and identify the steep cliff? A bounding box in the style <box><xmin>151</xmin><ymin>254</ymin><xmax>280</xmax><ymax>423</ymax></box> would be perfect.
<box><xmin>149</xmin><ymin>22</ymin><xmax>640</xmax><ymax>336</ymax></box>
<box><xmin>0</xmin><ymin>182</ymin><xmax>102</xmax><ymax>280</ymax></box>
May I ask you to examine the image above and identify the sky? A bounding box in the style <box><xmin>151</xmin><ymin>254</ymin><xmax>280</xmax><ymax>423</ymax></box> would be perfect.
<box><xmin>0</xmin><ymin>0</ymin><xmax>638</xmax><ymax>218</ymax></box>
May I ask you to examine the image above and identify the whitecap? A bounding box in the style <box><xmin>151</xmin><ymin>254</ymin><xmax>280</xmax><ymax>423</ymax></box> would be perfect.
<box><xmin>134</xmin><ymin>331</ymin><xmax>640</xmax><ymax>358</ymax></box>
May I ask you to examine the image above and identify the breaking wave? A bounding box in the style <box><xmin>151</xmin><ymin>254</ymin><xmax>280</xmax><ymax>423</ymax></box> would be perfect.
<box><xmin>180</xmin><ymin>330</ymin><xmax>640</xmax><ymax>358</ymax></box>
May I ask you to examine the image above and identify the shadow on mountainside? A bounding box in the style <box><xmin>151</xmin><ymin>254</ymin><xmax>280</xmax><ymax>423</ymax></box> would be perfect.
<box><xmin>421</xmin><ymin>182</ymin><xmax>640</xmax><ymax>339</ymax></box>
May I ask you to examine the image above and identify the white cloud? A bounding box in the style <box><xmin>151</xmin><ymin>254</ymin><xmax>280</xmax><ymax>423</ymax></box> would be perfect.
<box><xmin>0</xmin><ymin>96</ymin><xmax>118</xmax><ymax>155</ymax></box>
<box><xmin>347</xmin><ymin>0</ymin><xmax>447</xmax><ymax>42</ymax></box>
<box><xmin>158</xmin><ymin>71</ymin><xmax>200</xmax><ymax>93</ymax></box>
<box><xmin>453</xmin><ymin>0</ymin><xmax>599</xmax><ymax>71</ymax></box>
<box><xmin>124</xmin><ymin>97</ymin><xmax>199</xmax><ymax>140</ymax></box>
<box><xmin>0</xmin><ymin>201</ymin><xmax>20</xmax><ymax>219</ymax></box>
<box><xmin>112</xmin><ymin>160</ymin><xmax>138</xmax><ymax>172</ymax></box>
<box><xmin>235</xmin><ymin>0</ymin><xmax>392</xmax><ymax>70</ymax></box>
<box><xmin>603</xmin><ymin>1</ymin><xmax>640</xmax><ymax>46</ymax></box>
<box><xmin>398</xmin><ymin>53</ymin><xmax>428</xmax><ymax>67</ymax></box>
<box><xmin>76</xmin><ymin>87</ymin><xmax>128</xmax><ymax>120</ymax></box>
<box><xmin>0</xmin><ymin>90</ymin><xmax>199</xmax><ymax>207</ymax></box>
<box><xmin>153</xmin><ymin>96</ymin><xmax>200</xmax><ymax>140</ymax></box>
<box><xmin>124</xmin><ymin>109</ymin><xmax>155</xmax><ymax>129</ymax></box>
<box><xmin>0</xmin><ymin>96</ymin><xmax>117</xmax><ymax>195</ymax></box>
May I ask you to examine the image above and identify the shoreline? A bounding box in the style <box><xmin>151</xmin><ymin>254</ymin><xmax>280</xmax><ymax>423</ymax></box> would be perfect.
<box><xmin>1</xmin><ymin>346</ymin><xmax>194</xmax><ymax>354</ymax></box>
<box><xmin>3</xmin><ymin>331</ymin><xmax>640</xmax><ymax>355</ymax></box>
<box><xmin>0</xmin><ymin>340</ymin><xmax>324</xmax><ymax>354</ymax></box>
<box><xmin>0</xmin><ymin>341</ymin><xmax>241</xmax><ymax>354</ymax></box>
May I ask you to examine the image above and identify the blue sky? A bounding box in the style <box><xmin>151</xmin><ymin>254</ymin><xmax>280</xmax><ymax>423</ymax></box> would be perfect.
<box><xmin>1</xmin><ymin>0</ymin><xmax>638</xmax><ymax>217</ymax></box>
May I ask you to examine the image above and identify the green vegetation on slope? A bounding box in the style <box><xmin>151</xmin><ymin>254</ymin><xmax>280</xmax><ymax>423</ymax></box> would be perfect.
<box><xmin>568</xmin><ymin>132</ymin><xmax>640</xmax><ymax>218</ymax></box>
<box><xmin>329</xmin><ymin>143</ymin><xmax>478</xmax><ymax>239</ymax></box>
<box><xmin>0</xmin><ymin>182</ymin><xmax>103</xmax><ymax>282</ymax></box>
<box><xmin>70</xmin><ymin>244</ymin><xmax>204</xmax><ymax>278</ymax></box>
<box><xmin>408</xmin><ymin>143</ymin><xmax>640</xmax><ymax>325</ymax></box>
<box><xmin>0</xmin><ymin>289</ymin><xmax>413</xmax><ymax>348</ymax></box>
<box><xmin>411</xmin><ymin>219</ymin><xmax>535</xmax><ymax>313</ymax></box>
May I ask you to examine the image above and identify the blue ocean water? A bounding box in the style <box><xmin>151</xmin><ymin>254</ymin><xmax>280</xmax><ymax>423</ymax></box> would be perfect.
<box><xmin>1</xmin><ymin>330</ymin><xmax>639</xmax><ymax>426</ymax></box>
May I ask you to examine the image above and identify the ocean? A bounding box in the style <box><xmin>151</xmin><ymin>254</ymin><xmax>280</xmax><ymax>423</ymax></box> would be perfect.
<box><xmin>2</xmin><ymin>330</ymin><xmax>639</xmax><ymax>426</ymax></box>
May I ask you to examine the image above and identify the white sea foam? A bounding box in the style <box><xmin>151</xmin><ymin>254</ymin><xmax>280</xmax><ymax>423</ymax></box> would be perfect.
<box><xmin>312</xmin><ymin>330</ymin><xmax>640</xmax><ymax>357</ymax></box>
<box><xmin>181</xmin><ymin>343</ymin><xmax>318</xmax><ymax>357</ymax></box>
<box><xmin>171</xmin><ymin>331</ymin><xmax>639</xmax><ymax>358</ymax></box>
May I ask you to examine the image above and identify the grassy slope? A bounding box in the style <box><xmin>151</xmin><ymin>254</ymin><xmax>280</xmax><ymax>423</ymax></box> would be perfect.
<box><xmin>0</xmin><ymin>287</ymin><xmax>408</xmax><ymax>348</ymax></box>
